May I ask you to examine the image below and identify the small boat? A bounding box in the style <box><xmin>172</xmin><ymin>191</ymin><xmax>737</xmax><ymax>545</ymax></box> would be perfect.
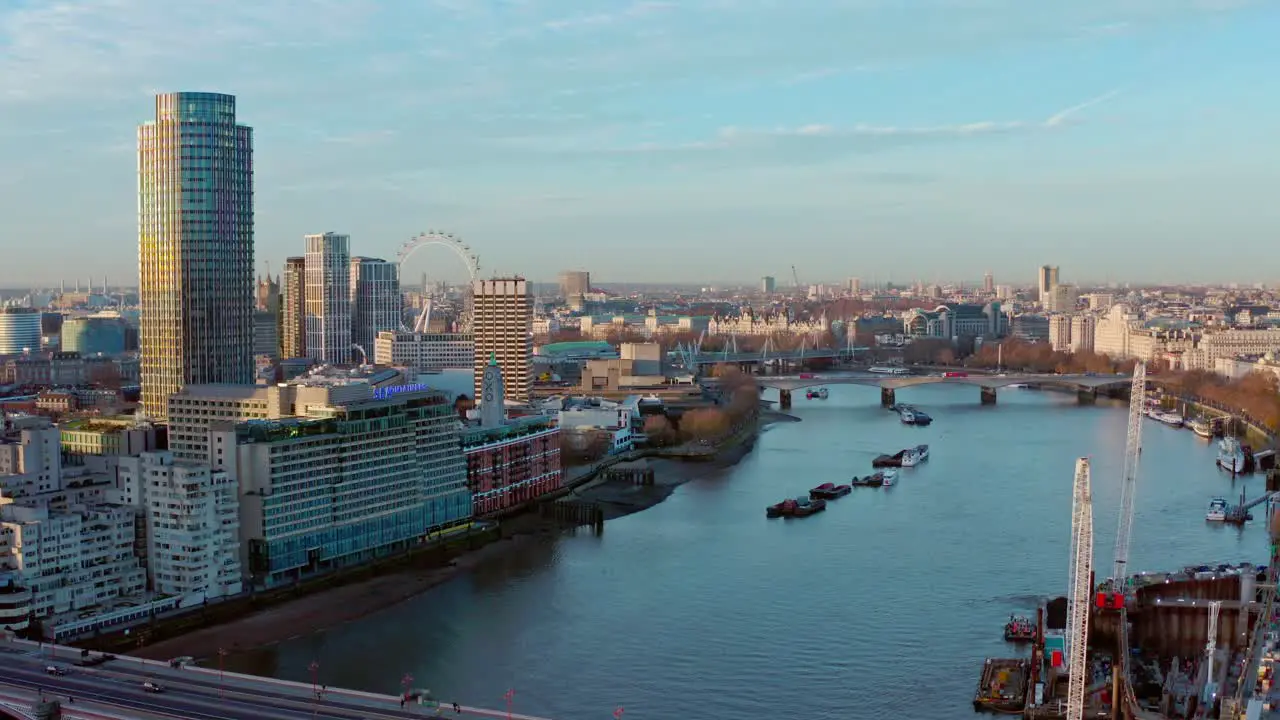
<box><xmin>805</xmin><ymin>387</ymin><xmax>829</xmax><ymax>400</ymax></box>
<box><xmin>881</xmin><ymin>470</ymin><xmax>896</xmax><ymax>487</ymax></box>
<box><xmin>899</xmin><ymin>408</ymin><xmax>916</xmax><ymax>424</ymax></box>
<box><xmin>910</xmin><ymin>410</ymin><xmax>933</xmax><ymax>426</ymax></box>
<box><xmin>1218</xmin><ymin>437</ymin><xmax>1249</xmax><ymax>474</ymax></box>
<box><xmin>790</xmin><ymin>496</ymin><xmax>826</xmax><ymax>517</ymax></box>
<box><xmin>1206</xmin><ymin>497</ymin><xmax>1228</xmax><ymax>522</ymax></box>
<box><xmin>766</xmin><ymin>499</ymin><xmax>797</xmax><ymax>518</ymax></box>
<box><xmin>1190</xmin><ymin>419</ymin><xmax>1213</xmax><ymax>439</ymax></box>
<box><xmin>851</xmin><ymin>473</ymin><xmax>887</xmax><ymax>488</ymax></box>
<box><xmin>1148</xmin><ymin>410</ymin><xmax>1184</xmax><ymax>427</ymax></box>
<box><xmin>872</xmin><ymin>451</ymin><xmax>904</xmax><ymax>468</ymax></box>
<box><xmin>810</xmin><ymin>482</ymin><xmax>851</xmax><ymax>500</ymax></box>
<box><xmin>900</xmin><ymin>444</ymin><xmax>930</xmax><ymax>467</ymax></box>
<box><xmin>1003</xmin><ymin>615</ymin><xmax>1036</xmax><ymax>642</ymax></box>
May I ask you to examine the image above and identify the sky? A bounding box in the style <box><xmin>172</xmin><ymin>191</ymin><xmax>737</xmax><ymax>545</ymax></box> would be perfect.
<box><xmin>2</xmin><ymin>0</ymin><xmax>1280</xmax><ymax>289</ymax></box>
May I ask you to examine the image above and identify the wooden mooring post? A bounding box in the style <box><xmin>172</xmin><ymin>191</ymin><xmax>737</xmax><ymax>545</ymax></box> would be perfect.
<box><xmin>602</xmin><ymin>468</ymin><xmax>655</xmax><ymax>486</ymax></box>
<box><xmin>539</xmin><ymin>500</ymin><xmax>605</xmax><ymax>534</ymax></box>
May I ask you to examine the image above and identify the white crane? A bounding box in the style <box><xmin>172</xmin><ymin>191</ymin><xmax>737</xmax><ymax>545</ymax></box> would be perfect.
<box><xmin>1202</xmin><ymin>600</ymin><xmax>1222</xmax><ymax>705</ymax></box>
<box><xmin>1066</xmin><ymin>457</ymin><xmax>1094</xmax><ymax>720</ymax></box>
<box><xmin>1226</xmin><ymin>516</ymin><xmax>1280</xmax><ymax>718</ymax></box>
<box><xmin>1111</xmin><ymin>361</ymin><xmax>1147</xmax><ymax>588</ymax></box>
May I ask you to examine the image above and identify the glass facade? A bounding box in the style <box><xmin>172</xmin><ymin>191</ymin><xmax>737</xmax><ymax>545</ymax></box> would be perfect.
<box><xmin>138</xmin><ymin>92</ymin><xmax>255</xmax><ymax>420</ymax></box>
<box><xmin>0</xmin><ymin>308</ymin><xmax>41</xmax><ymax>354</ymax></box>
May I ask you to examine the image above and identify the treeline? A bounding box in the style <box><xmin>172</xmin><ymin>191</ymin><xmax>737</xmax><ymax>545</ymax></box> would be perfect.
<box><xmin>643</xmin><ymin>367</ymin><xmax>760</xmax><ymax>445</ymax></box>
<box><xmin>903</xmin><ymin>338</ymin><xmax>1136</xmax><ymax>374</ymax></box>
<box><xmin>1158</xmin><ymin>370</ymin><xmax>1280</xmax><ymax>432</ymax></box>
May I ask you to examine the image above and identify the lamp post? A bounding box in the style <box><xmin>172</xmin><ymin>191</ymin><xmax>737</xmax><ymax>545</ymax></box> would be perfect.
<box><xmin>217</xmin><ymin>648</ymin><xmax>228</xmax><ymax>699</ymax></box>
<box><xmin>308</xmin><ymin>660</ymin><xmax>319</xmax><ymax>718</ymax></box>
<box><xmin>401</xmin><ymin>673</ymin><xmax>413</xmax><ymax>706</ymax></box>
<box><xmin>504</xmin><ymin>688</ymin><xmax>515</xmax><ymax>720</ymax></box>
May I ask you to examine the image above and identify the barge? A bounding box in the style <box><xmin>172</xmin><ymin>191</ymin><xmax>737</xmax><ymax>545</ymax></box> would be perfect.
<box><xmin>974</xmin><ymin>658</ymin><xmax>1029</xmax><ymax>713</ymax></box>
<box><xmin>810</xmin><ymin>482</ymin><xmax>851</xmax><ymax>500</ymax></box>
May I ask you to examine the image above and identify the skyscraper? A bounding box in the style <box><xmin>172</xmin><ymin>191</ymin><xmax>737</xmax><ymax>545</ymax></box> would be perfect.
<box><xmin>558</xmin><ymin>270</ymin><xmax>590</xmax><ymax>299</ymax></box>
<box><xmin>472</xmin><ymin>278</ymin><xmax>532</xmax><ymax>403</ymax></box>
<box><xmin>983</xmin><ymin>271</ymin><xmax>995</xmax><ymax>295</ymax></box>
<box><xmin>349</xmin><ymin>257</ymin><xmax>402</xmax><ymax>361</ymax></box>
<box><xmin>138</xmin><ymin>92</ymin><xmax>254</xmax><ymax>421</ymax></box>
<box><xmin>304</xmin><ymin>233</ymin><xmax>352</xmax><ymax>364</ymax></box>
<box><xmin>1037</xmin><ymin>265</ymin><xmax>1060</xmax><ymax>304</ymax></box>
<box><xmin>281</xmin><ymin>257</ymin><xmax>306</xmax><ymax>359</ymax></box>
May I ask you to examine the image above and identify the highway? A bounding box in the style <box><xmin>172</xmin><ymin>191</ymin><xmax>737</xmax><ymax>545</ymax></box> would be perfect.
<box><xmin>0</xmin><ymin>643</ymin><xmax>551</xmax><ymax>720</ymax></box>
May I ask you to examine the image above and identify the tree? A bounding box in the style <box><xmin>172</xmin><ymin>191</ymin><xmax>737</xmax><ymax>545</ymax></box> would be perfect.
<box><xmin>642</xmin><ymin>415</ymin><xmax>678</xmax><ymax>446</ymax></box>
<box><xmin>678</xmin><ymin>408</ymin><xmax>732</xmax><ymax>441</ymax></box>
<box><xmin>453</xmin><ymin>394</ymin><xmax>474</xmax><ymax>420</ymax></box>
<box><xmin>563</xmin><ymin>431</ymin><xmax>614</xmax><ymax>465</ymax></box>
<box><xmin>903</xmin><ymin>338</ymin><xmax>951</xmax><ymax>364</ymax></box>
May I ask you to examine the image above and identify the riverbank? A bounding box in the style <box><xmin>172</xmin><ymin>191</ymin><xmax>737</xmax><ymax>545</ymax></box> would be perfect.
<box><xmin>130</xmin><ymin>411</ymin><xmax>794</xmax><ymax>662</ymax></box>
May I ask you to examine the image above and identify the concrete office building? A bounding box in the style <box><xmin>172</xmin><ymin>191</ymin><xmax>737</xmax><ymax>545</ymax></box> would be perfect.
<box><xmin>281</xmin><ymin>257</ymin><xmax>307</xmax><ymax>358</ymax></box>
<box><xmin>350</xmin><ymin>257</ymin><xmax>402</xmax><ymax>361</ymax></box>
<box><xmin>559</xmin><ymin>270</ymin><xmax>591</xmax><ymax>299</ymax></box>
<box><xmin>472</xmin><ymin>278</ymin><xmax>533</xmax><ymax>403</ymax></box>
<box><xmin>305</xmin><ymin>233</ymin><xmax>352</xmax><ymax>364</ymax></box>
<box><xmin>1037</xmin><ymin>265</ymin><xmax>1060</xmax><ymax>304</ymax></box>
<box><xmin>138</xmin><ymin>92</ymin><xmax>255</xmax><ymax>421</ymax></box>
<box><xmin>0</xmin><ymin>308</ymin><xmax>41</xmax><ymax>355</ymax></box>
<box><xmin>374</xmin><ymin>330</ymin><xmax>474</xmax><ymax>373</ymax></box>
<box><xmin>760</xmin><ymin>276</ymin><xmax>776</xmax><ymax>294</ymax></box>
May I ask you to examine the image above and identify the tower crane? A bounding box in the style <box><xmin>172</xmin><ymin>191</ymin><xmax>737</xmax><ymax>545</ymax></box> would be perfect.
<box><xmin>1202</xmin><ymin>600</ymin><xmax>1222</xmax><ymax>706</ymax></box>
<box><xmin>1225</xmin><ymin>512</ymin><xmax>1280</xmax><ymax>718</ymax></box>
<box><xmin>1111</xmin><ymin>361</ymin><xmax>1147</xmax><ymax>589</ymax></box>
<box><xmin>1066</xmin><ymin>457</ymin><xmax>1094</xmax><ymax>720</ymax></box>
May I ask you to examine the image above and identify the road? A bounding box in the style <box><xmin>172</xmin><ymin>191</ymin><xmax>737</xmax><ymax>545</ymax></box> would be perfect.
<box><xmin>0</xmin><ymin>644</ymin><xmax>550</xmax><ymax>719</ymax></box>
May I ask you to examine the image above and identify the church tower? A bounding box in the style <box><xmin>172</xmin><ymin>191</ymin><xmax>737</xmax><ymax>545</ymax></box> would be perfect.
<box><xmin>480</xmin><ymin>353</ymin><xmax>506</xmax><ymax>428</ymax></box>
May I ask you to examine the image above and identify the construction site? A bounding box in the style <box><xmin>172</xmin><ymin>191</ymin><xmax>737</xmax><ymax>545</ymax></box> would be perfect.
<box><xmin>975</xmin><ymin>362</ymin><xmax>1280</xmax><ymax>720</ymax></box>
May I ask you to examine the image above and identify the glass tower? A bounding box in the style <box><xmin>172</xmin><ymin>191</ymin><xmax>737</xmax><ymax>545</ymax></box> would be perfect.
<box><xmin>138</xmin><ymin>92</ymin><xmax>254</xmax><ymax>421</ymax></box>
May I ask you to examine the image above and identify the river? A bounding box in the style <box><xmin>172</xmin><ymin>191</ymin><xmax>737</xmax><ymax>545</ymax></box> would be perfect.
<box><xmin>224</xmin><ymin>383</ymin><xmax>1271</xmax><ymax>719</ymax></box>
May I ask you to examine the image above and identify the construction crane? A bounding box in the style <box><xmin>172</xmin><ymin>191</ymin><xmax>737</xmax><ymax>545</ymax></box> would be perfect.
<box><xmin>1066</xmin><ymin>457</ymin><xmax>1094</xmax><ymax>720</ymax></box>
<box><xmin>1202</xmin><ymin>600</ymin><xmax>1222</xmax><ymax>706</ymax></box>
<box><xmin>1226</xmin><ymin>511</ymin><xmax>1280</xmax><ymax>718</ymax></box>
<box><xmin>1111</xmin><ymin>361</ymin><xmax>1147</xmax><ymax>588</ymax></box>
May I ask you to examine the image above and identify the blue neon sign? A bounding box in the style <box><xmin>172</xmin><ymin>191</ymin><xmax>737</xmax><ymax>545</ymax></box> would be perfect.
<box><xmin>373</xmin><ymin>383</ymin><xmax>429</xmax><ymax>400</ymax></box>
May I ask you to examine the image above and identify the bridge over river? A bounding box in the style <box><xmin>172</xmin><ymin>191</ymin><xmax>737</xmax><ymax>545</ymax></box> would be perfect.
<box><xmin>756</xmin><ymin>371</ymin><xmax>1136</xmax><ymax>408</ymax></box>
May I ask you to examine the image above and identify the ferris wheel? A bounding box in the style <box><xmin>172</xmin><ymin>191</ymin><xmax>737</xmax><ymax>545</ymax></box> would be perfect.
<box><xmin>397</xmin><ymin>231</ymin><xmax>480</xmax><ymax>332</ymax></box>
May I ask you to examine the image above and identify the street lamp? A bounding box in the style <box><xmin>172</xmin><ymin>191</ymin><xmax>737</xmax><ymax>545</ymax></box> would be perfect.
<box><xmin>217</xmin><ymin>648</ymin><xmax>228</xmax><ymax>699</ymax></box>
<box><xmin>308</xmin><ymin>660</ymin><xmax>320</xmax><ymax>718</ymax></box>
<box><xmin>504</xmin><ymin>688</ymin><xmax>515</xmax><ymax>720</ymax></box>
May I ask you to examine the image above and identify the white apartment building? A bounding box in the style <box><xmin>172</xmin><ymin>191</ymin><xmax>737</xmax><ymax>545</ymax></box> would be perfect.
<box><xmin>305</xmin><ymin>232</ymin><xmax>353</xmax><ymax>364</ymax></box>
<box><xmin>1044</xmin><ymin>284</ymin><xmax>1078</xmax><ymax>313</ymax></box>
<box><xmin>1214</xmin><ymin>352</ymin><xmax>1280</xmax><ymax>383</ymax></box>
<box><xmin>118</xmin><ymin>452</ymin><xmax>242</xmax><ymax>602</ymax></box>
<box><xmin>374</xmin><ymin>330</ymin><xmax>474</xmax><ymax>373</ymax></box>
<box><xmin>1048</xmin><ymin>315</ymin><xmax>1072</xmax><ymax>353</ymax></box>
<box><xmin>0</xmin><ymin>495</ymin><xmax>146</xmax><ymax>621</ymax></box>
<box><xmin>1070</xmin><ymin>315</ymin><xmax>1096</xmax><ymax>354</ymax></box>
<box><xmin>0</xmin><ymin>419</ymin><xmax>61</xmax><ymax>497</ymax></box>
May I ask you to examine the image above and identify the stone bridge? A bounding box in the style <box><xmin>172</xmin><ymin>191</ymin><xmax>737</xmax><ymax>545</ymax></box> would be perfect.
<box><xmin>756</xmin><ymin>372</ymin><xmax>1135</xmax><ymax>408</ymax></box>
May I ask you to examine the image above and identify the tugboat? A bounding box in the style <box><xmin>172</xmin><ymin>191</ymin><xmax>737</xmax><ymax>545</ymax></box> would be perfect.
<box><xmin>790</xmin><ymin>496</ymin><xmax>827</xmax><ymax>517</ymax></box>
<box><xmin>910</xmin><ymin>409</ymin><xmax>933</xmax><ymax>426</ymax></box>
<box><xmin>900</xmin><ymin>444</ymin><xmax>930</xmax><ymax>467</ymax></box>
<box><xmin>805</xmin><ymin>387</ymin><xmax>829</xmax><ymax>400</ymax></box>
<box><xmin>766</xmin><ymin>499</ymin><xmax>797</xmax><ymax>518</ymax></box>
<box><xmin>810</xmin><ymin>482</ymin><xmax>851</xmax><ymax>500</ymax></box>
<box><xmin>1003</xmin><ymin>615</ymin><xmax>1036</xmax><ymax>642</ymax></box>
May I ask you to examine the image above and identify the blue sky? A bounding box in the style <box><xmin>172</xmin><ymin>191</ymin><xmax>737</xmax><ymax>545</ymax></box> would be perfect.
<box><xmin>2</xmin><ymin>0</ymin><xmax>1279</xmax><ymax>288</ymax></box>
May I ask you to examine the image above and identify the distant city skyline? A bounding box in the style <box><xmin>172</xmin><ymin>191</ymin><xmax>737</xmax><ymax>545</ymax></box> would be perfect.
<box><xmin>3</xmin><ymin>1</ymin><xmax>1280</xmax><ymax>284</ymax></box>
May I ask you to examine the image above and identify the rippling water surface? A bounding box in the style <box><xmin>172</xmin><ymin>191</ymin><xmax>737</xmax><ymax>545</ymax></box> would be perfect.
<box><xmin>226</xmin><ymin>384</ymin><xmax>1271</xmax><ymax>719</ymax></box>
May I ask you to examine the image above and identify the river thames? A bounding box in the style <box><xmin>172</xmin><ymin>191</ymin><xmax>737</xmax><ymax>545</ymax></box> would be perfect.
<box><xmin>225</xmin><ymin>382</ymin><xmax>1272</xmax><ymax>719</ymax></box>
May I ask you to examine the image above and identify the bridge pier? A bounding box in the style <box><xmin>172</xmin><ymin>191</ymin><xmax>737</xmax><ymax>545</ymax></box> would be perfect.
<box><xmin>1077</xmin><ymin>387</ymin><xmax>1097</xmax><ymax>405</ymax></box>
<box><xmin>880</xmin><ymin>387</ymin><xmax>895</xmax><ymax>408</ymax></box>
<box><xmin>980</xmin><ymin>386</ymin><xmax>997</xmax><ymax>405</ymax></box>
<box><xmin>779</xmin><ymin>389</ymin><xmax>792</xmax><ymax>409</ymax></box>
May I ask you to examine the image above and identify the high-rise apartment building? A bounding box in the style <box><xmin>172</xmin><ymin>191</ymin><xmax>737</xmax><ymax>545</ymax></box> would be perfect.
<box><xmin>472</xmin><ymin>278</ymin><xmax>532</xmax><ymax>403</ymax></box>
<box><xmin>1037</xmin><ymin>265</ymin><xmax>1060</xmax><ymax>304</ymax></box>
<box><xmin>983</xmin><ymin>272</ymin><xmax>995</xmax><ymax>295</ymax></box>
<box><xmin>0</xmin><ymin>308</ymin><xmax>41</xmax><ymax>354</ymax></box>
<box><xmin>559</xmin><ymin>271</ymin><xmax>591</xmax><ymax>299</ymax></box>
<box><xmin>349</xmin><ymin>257</ymin><xmax>402</xmax><ymax>360</ymax></box>
<box><xmin>760</xmin><ymin>276</ymin><xmax>776</xmax><ymax>294</ymax></box>
<box><xmin>281</xmin><ymin>257</ymin><xmax>306</xmax><ymax>358</ymax></box>
<box><xmin>138</xmin><ymin>92</ymin><xmax>254</xmax><ymax>421</ymax></box>
<box><xmin>304</xmin><ymin>233</ymin><xmax>352</xmax><ymax>364</ymax></box>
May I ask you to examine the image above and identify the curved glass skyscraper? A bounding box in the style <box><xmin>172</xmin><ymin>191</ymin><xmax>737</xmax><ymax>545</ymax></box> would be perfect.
<box><xmin>138</xmin><ymin>92</ymin><xmax>254</xmax><ymax>420</ymax></box>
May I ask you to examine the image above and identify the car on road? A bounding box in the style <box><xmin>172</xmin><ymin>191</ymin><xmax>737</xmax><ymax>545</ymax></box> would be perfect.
<box><xmin>45</xmin><ymin>665</ymin><xmax>69</xmax><ymax>676</ymax></box>
<box><xmin>142</xmin><ymin>681</ymin><xmax>164</xmax><ymax>693</ymax></box>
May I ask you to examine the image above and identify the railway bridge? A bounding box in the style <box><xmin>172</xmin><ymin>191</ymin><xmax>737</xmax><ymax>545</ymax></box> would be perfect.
<box><xmin>756</xmin><ymin>372</ymin><xmax>1136</xmax><ymax>408</ymax></box>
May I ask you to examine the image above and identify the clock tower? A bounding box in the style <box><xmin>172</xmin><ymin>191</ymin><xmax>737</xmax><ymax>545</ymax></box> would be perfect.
<box><xmin>479</xmin><ymin>353</ymin><xmax>506</xmax><ymax>428</ymax></box>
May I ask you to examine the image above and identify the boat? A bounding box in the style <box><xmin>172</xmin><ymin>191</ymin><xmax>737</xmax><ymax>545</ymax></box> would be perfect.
<box><xmin>790</xmin><ymin>496</ymin><xmax>826</xmax><ymax>517</ymax></box>
<box><xmin>911</xmin><ymin>409</ymin><xmax>933</xmax><ymax>426</ymax></box>
<box><xmin>881</xmin><ymin>470</ymin><xmax>896</xmax><ymax>486</ymax></box>
<box><xmin>1206</xmin><ymin>497</ymin><xmax>1228</xmax><ymax>522</ymax></box>
<box><xmin>851</xmin><ymin>473</ymin><xmax>887</xmax><ymax>487</ymax></box>
<box><xmin>899</xmin><ymin>408</ymin><xmax>916</xmax><ymax>424</ymax></box>
<box><xmin>1007</xmin><ymin>383</ymin><xmax>1030</xmax><ymax>389</ymax></box>
<box><xmin>900</xmin><ymin>444</ymin><xmax>930</xmax><ymax>467</ymax></box>
<box><xmin>1218</xmin><ymin>437</ymin><xmax>1250</xmax><ymax>474</ymax></box>
<box><xmin>766</xmin><ymin>499</ymin><xmax>797</xmax><ymax>518</ymax></box>
<box><xmin>810</xmin><ymin>482</ymin><xmax>851</xmax><ymax>500</ymax></box>
<box><xmin>872</xmin><ymin>451</ymin><xmax>905</xmax><ymax>468</ymax></box>
<box><xmin>1003</xmin><ymin>615</ymin><xmax>1036</xmax><ymax>642</ymax></box>
<box><xmin>1148</xmin><ymin>410</ymin><xmax>1184</xmax><ymax>427</ymax></box>
<box><xmin>805</xmin><ymin>387</ymin><xmax>829</xmax><ymax>400</ymax></box>
<box><xmin>1190</xmin><ymin>418</ymin><xmax>1213</xmax><ymax>439</ymax></box>
<box><xmin>868</xmin><ymin>366</ymin><xmax>909</xmax><ymax>375</ymax></box>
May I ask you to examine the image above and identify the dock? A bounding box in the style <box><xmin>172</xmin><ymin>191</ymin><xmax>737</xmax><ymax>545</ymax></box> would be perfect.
<box><xmin>974</xmin><ymin>658</ymin><xmax>1029</xmax><ymax>713</ymax></box>
<box><xmin>1223</xmin><ymin>491</ymin><xmax>1278</xmax><ymax>525</ymax></box>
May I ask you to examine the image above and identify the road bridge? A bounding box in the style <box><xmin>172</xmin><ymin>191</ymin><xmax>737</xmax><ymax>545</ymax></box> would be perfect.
<box><xmin>756</xmin><ymin>372</ymin><xmax>1134</xmax><ymax>408</ymax></box>
<box><xmin>0</xmin><ymin>637</ymin><xmax>558</xmax><ymax>720</ymax></box>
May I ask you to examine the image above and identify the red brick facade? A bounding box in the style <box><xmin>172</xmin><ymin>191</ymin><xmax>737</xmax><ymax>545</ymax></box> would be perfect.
<box><xmin>463</xmin><ymin>420</ymin><xmax>563</xmax><ymax>516</ymax></box>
